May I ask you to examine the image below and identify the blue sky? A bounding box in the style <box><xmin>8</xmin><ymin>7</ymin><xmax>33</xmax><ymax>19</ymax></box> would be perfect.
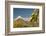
<box><xmin>13</xmin><ymin>8</ymin><xmax>34</xmax><ymax>18</ymax></box>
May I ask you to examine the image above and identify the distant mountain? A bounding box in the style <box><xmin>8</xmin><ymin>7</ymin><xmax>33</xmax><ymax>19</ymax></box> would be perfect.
<box><xmin>14</xmin><ymin>16</ymin><xmax>30</xmax><ymax>21</ymax></box>
<box><xmin>14</xmin><ymin>16</ymin><xmax>24</xmax><ymax>21</ymax></box>
<box><xmin>23</xmin><ymin>18</ymin><xmax>29</xmax><ymax>21</ymax></box>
